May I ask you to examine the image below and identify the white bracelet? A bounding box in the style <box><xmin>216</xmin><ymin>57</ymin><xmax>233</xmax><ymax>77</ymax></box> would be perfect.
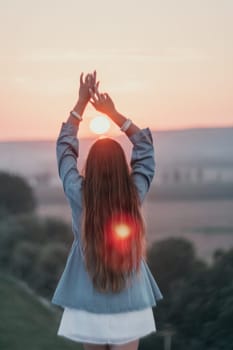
<box><xmin>120</xmin><ymin>118</ymin><xmax>132</xmax><ymax>132</ymax></box>
<box><xmin>70</xmin><ymin>110</ymin><xmax>83</xmax><ymax>121</ymax></box>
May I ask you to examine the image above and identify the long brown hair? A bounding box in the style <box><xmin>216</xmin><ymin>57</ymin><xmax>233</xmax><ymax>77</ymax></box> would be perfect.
<box><xmin>81</xmin><ymin>137</ymin><xmax>146</xmax><ymax>293</ymax></box>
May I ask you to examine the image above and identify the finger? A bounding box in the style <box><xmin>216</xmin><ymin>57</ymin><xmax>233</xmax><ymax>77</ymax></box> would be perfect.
<box><xmin>88</xmin><ymin>87</ymin><xmax>94</xmax><ymax>97</ymax></box>
<box><xmin>94</xmin><ymin>82</ymin><xmax>100</xmax><ymax>95</ymax></box>
<box><xmin>93</xmin><ymin>85</ymin><xmax>101</xmax><ymax>100</ymax></box>
<box><xmin>89</xmin><ymin>100</ymin><xmax>95</xmax><ymax>107</ymax></box>
<box><xmin>89</xmin><ymin>88</ymin><xmax>98</xmax><ymax>102</ymax></box>
<box><xmin>85</xmin><ymin>73</ymin><xmax>91</xmax><ymax>83</ymax></box>
<box><xmin>103</xmin><ymin>93</ymin><xmax>110</xmax><ymax>102</ymax></box>
<box><xmin>80</xmin><ymin>72</ymin><xmax>84</xmax><ymax>85</ymax></box>
<box><xmin>105</xmin><ymin>92</ymin><xmax>112</xmax><ymax>102</ymax></box>
<box><xmin>93</xmin><ymin>70</ymin><xmax>96</xmax><ymax>83</ymax></box>
<box><xmin>89</xmin><ymin>72</ymin><xmax>96</xmax><ymax>86</ymax></box>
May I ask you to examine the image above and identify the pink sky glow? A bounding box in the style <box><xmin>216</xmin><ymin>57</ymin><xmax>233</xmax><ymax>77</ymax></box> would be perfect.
<box><xmin>0</xmin><ymin>0</ymin><xmax>232</xmax><ymax>140</ymax></box>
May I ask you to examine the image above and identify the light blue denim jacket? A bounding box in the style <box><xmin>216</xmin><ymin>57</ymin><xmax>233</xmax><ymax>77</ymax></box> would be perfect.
<box><xmin>51</xmin><ymin>121</ymin><xmax>163</xmax><ymax>313</ymax></box>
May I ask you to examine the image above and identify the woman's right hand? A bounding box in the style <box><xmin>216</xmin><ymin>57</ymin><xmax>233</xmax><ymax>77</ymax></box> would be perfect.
<box><xmin>89</xmin><ymin>85</ymin><xmax>116</xmax><ymax>117</ymax></box>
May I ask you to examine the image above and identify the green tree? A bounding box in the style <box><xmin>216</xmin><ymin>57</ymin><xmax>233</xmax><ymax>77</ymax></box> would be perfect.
<box><xmin>0</xmin><ymin>171</ymin><xmax>37</xmax><ymax>216</ymax></box>
<box><xmin>147</xmin><ymin>237</ymin><xmax>200</xmax><ymax>296</ymax></box>
<box><xmin>0</xmin><ymin>212</ymin><xmax>73</xmax><ymax>300</ymax></box>
<box><xmin>0</xmin><ymin>213</ymin><xmax>44</xmax><ymax>269</ymax></box>
<box><xmin>146</xmin><ymin>237</ymin><xmax>208</xmax><ymax>348</ymax></box>
<box><xmin>42</xmin><ymin>217</ymin><xmax>73</xmax><ymax>246</ymax></box>
<box><xmin>165</xmin><ymin>248</ymin><xmax>233</xmax><ymax>348</ymax></box>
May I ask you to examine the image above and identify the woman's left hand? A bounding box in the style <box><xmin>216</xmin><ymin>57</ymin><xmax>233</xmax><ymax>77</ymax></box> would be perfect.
<box><xmin>78</xmin><ymin>70</ymin><xmax>97</xmax><ymax>104</ymax></box>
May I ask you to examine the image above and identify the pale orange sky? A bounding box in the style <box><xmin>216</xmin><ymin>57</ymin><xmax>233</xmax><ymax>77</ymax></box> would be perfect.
<box><xmin>0</xmin><ymin>0</ymin><xmax>232</xmax><ymax>140</ymax></box>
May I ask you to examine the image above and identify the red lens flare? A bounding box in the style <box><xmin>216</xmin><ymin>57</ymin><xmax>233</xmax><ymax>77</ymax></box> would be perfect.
<box><xmin>105</xmin><ymin>213</ymin><xmax>137</xmax><ymax>252</ymax></box>
<box><xmin>102</xmin><ymin>212</ymin><xmax>139</xmax><ymax>273</ymax></box>
<box><xmin>113</xmin><ymin>223</ymin><xmax>131</xmax><ymax>240</ymax></box>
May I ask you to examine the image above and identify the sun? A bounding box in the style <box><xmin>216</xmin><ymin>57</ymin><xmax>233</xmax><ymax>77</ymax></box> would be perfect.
<box><xmin>89</xmin><ymin>116</ymin><xmax>110</xmax><ymax>134</ymax></box>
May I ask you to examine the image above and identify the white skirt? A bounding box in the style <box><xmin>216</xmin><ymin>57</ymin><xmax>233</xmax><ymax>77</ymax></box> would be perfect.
<box><xmin>57</xmin><ymin>306</ymin><xmax>156</xmax><ymax>345</ymax></box>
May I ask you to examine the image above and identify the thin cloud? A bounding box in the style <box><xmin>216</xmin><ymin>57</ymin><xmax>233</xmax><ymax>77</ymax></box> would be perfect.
<box><xmin>12</xmin><ymin>75</ymin><xmax>149</xmax><ymax>95</ymax></box>
<box><xmin>15</xmin><ymin>48</ymin><xmax>212</xmax><ymax>64</ymax></box>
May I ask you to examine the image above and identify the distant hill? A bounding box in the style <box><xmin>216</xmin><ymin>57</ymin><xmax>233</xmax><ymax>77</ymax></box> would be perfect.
<box><xmin>153</xmin><ymin>126</ymin><xmax>233</xmax><ymax>167</ymax></box>
<box><xmin>0</xmin><ymin>272</ymin><xmax>81</xmax><ymax>350</ymax></box>
<box><xmin>0</xmin><ymin>126</ymin><xmax>233</xmax><ymax>186</ymax></box>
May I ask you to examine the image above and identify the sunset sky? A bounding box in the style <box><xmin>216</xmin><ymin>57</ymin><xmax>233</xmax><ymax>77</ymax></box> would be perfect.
<box><xmin>0</xmin><ymin>0</ymin><xmax>232</xmax><ymax>140</ymax></box>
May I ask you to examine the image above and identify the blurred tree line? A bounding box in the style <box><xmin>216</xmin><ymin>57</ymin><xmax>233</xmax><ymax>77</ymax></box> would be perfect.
<box><xmin>0</xmin><ymin>171</ymin><xmax>233</xmax><ymax>349</ymax></box>
<box><xmin>0</xmin><ymin>171</ymin><xmax>73</xmax><ymax>297</ymax></box>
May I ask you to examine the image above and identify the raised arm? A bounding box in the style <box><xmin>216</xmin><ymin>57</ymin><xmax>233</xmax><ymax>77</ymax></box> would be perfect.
<box><xmin>57</xmin><ymin>71</ymin><xmax>97</xmax><ymax>206</ymax></box>
<box><xmin>89</xmin><ymin>87</ymin><xmax>155</xmax><ymax>203</ymax></box>
<box><xmin>128</xmin><ymin>127</ymin><xmax>155</xmax><ymax>203</ymax></box>
<box><xmin>56</xmin><ymin>120</ymin><xmax>83</xmax><ymax>206</ymax></box>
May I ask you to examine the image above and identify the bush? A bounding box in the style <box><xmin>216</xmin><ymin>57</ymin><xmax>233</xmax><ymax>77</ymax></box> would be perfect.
<box><xmin>11</xmin><ymin>240</ymin><xmax>40</xmax><ymax>281</ymax></box>
<box><xmin>0</xmin><ymin>171</ymin><xmax>37</xmax><ymax>215</ymax></box>
<box><xmin>0</xmin><ymin>212</ymin><xmax>73</xmax><ymax>299</ymax></box>
<box><xmin>34</xmin><ymin>243</ymin><xmax>69</xmax><ymax>298</ymax></box>
<box><xmin>147</xmin><ymin>237</ymin><xmax>198</xmax><ymax>296</ymax></box>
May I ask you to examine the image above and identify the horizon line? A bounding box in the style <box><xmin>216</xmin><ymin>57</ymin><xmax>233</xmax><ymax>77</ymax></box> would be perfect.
<box><xmin>1</xmin><ymin>124</ymin><xmax>233</xmax><ymax>143</ymax></box>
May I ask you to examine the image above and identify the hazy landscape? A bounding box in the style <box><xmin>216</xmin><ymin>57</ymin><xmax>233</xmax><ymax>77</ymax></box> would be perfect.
<box><xmin>1</xmin><ymin>126</ymin><xmax>233</xmax><ymax>181</ymax></box>
<box><xmin>34</xmin><ymin>182</ymin><xmax>233</xmax><ymax>265</ymax></box>
<box><xmin>1</xmin><ymin>126</ymin><xmax>230</xmax><ymax>266</ymax></box>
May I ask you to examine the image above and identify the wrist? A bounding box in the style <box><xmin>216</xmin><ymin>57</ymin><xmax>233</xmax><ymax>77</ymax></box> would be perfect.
<box><xmin>73</xmin><ymin>99</ymin><xmax>88</xmax><ymax>116</ymax></box>
<box><xmin>108</xmin><ymin>109</ymin><xmax>126</xmax><ymax>125</ymax></box>
<box><xmin>107</xmin><ymin>108</ymin><xmax>119</xmax><ymax>119</ymax></box>
<box><xmin>76</xmin><ymin>98</ymin><xmax>88</xmax><ymax>108</ymax></box>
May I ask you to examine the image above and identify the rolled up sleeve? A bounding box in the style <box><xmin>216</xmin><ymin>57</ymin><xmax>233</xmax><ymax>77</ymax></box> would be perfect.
<box><xmin>128</xmin><ymin>128</ymin><xmax>155</xmax><ymax>204</ymax></box>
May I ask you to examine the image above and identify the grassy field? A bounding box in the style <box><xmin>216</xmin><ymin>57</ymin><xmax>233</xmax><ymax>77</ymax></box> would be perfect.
<box><xmin>0</xmin><ymin>272</ymin><xmax>82</xmax><ymax>350</ymax></box>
